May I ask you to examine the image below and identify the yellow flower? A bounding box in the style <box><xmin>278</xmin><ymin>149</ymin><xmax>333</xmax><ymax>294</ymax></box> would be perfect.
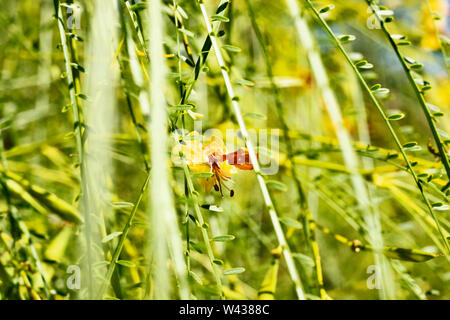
<box><xmin>420</xmin><ymin>0</ymin><xmax>448</xmax><ymax>50</ymax></box>
<box><xmin>173</xmin><ymin>132</ymin><xmax>253</xmax><ymax>196</ymax></box>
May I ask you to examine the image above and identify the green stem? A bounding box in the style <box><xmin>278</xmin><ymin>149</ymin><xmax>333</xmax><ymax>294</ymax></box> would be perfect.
<box><xmin>98</xmin><ymin>172</ymin><xmax>150</xmax><ymax>299</ymax></box>
<box><xmin>287</xmin><ymin>0</ymin><xmax>393</xmax><ymax>299</ymax></box>
<box><xmin>366</xmin><ymin>0</ymin><xmax>450</xmax><ymax>185</ymax></box>
<box><xmin>198</xmin><ymin>1</ymin><xmax>306</xmax><ymax>300</ymax></box>
<box><xmin>245</xmin><ymin>0</ymin><xmax>327</xmax><ymax>299</ymax></box>
<box><xmin>305</xmin><ymin>0</ymin><xmax>450</xmax><ymax>255</ymax></box>
<box><xmin>117</xmin><ymin>20</ymin><xmax>150</xmax><ymax>172</ymax></box>
<box><xmin>182</xmin><ymin>162</ymin><xmax>224</xmax><ymax>298</ymax></box>
<box><xmin>54</xmin><ymin>0</ymin><xmax>93</xmax><ymax>298</ymax></box>
<box><xmin>313</xmin><ymin>222</ymin><xmax>441</xmax><ymax>262</ymax></box>
<box><xmin>180</xmin><ymin>0</ymin><xmax>228</xmax><ymax>105</ymax></box>
<box><xmin>124</xmin><ymin>0</ymin><xmax>150</xmax><ymax>61</ymax></box>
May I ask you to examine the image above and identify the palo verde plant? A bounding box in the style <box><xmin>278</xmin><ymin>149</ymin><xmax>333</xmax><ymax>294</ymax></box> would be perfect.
<box><xmin>0</xmin><ymin>0</ymin><xmax>449</xmax><ymax>301</ymax></box>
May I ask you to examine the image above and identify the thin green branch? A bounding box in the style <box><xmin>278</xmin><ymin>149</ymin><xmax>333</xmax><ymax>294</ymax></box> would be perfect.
<box><xmin>96</xmin><ymin>11</ymin><xmax>153</xmax><ymax>300</ymax></box>
<box><xmin>304</xmin><ymin>0</ymin><xmax>449</xmax><ymax>254</ymax></box>
<box><xmin>245</xmin><ymin>0</ymin><xmax>328</xmax><ymax>299</ymax></box>
<box><xmin>181</xmin><ymin>161</ymin><xmax>224</xmax><ymax>298</ymax></box>
<box><xmin>313</xmin><ymin>222</ymin><xmax>442</xmax><ymax>263</ymax></box>
<box><xmin>198</xmin><ymin>1</ymin><xmax>306</xmax><ymax>300</ymax></box>
<box><xmin>118</xmin><ymin>19</ymin><xmax>150</xmax><ymax>172</ymax></box>
<box><xmin>366</xmin><ymin>0</ymin><xmax>450</xmax><ymax>186</ymax></box>
<box><xmin>179</xmin><ymin>0</ymin><xmax>228</xmax><ymax>105</ymax></box>
<box><xmin>98</xmin><ymin>173</ymin><xmax>150</xmax><ymax>299</ymax></box>
<box><xmin>124</xmin><ymin>0</ymin><xmax>150</xmax><ymax>61</ymax></box>
<box><xmin>287</xmin><ymin>0</ymin><xmax>393</xmax><ymax>299</ymax></box>
<box><xmin>54</xmin><ymin>0</ymin><xmax>93</xmax><ymax>298</ymax></box>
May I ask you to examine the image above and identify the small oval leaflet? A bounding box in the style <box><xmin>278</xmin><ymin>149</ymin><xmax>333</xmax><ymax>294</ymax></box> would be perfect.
<box><xmin>397</xmin><ymin>40</ymin><xmax>412</xmax><ymax>46</ymax></box>
<box><xmin>201</xmin><ymin>204</ymin><xmax>224</xmax><ymax>212</ymax></box>
<box><xmin>402</xmin><ymin>142</ymin><xmax>418</xmax><ymax>149</ymax></box>
<box><xmin>234</xmin><ymin>79</ymin><xmax>255</xmax><ymax>87</ymax></box>
<box><xmin>175</xmin><ymin>5</ymin><xmax>188</xmax><ymax>20</ymax></box>
<box><xmin>387</xmin><ymin>152</ymin><xmax>399</xmax><ymax>159</ymax></box>
<box><xmin>222</xmin><ymin>44</ymin><xmax>241</xmax><ymax>52</ymax></box>
<box><xmin>266</xmin><ymin>180</ymin><xmax>288</xmax><ymax>192</ymax></box>
<box><xmin>414</xmin><ymin>77</ymin><xmax>426</xmax><ymax>86</ymax></box>
<box><xmin>187</xmin><ymin>109</ymin><xmax>204</xmax><ymax>120</ymax></box>
<box><xmin>338</xmin><ymin>34</ymin><xmax>356</xmax><ymax>43</ymax></box>
<box><xmin>410</xmin><ymin>63</ymin><xmax>424</xmax><ymax>70</ymax></box>
<box><xmin>112</xmin><ymin>202</ymin><xmax>134</xmax><ymax>208</ymax></box>
<box><xmin>373</xmin><ymin>87</ymin><xmax>390</xmax><ymax>97</ymax></box>
<box><xmin>390</xmin><ymin>34</ymin><xmax>405</xmax><ymax>40</ymax></box>
<box><xmin>223</xmin><ymin>267</ymin><xmax>245</xmax><ymax>275</ymax></box>
<box><xmin>213</xmin><ymin>259</ymin><xmax>224</xmax><ymax>265</ymax></box>
<box><xmin>355</xmin><ymin>60</ymin><xmax>369</xmax><ymax>67</ymax></box>
<box><xmin>116</xmin><ymin>260</ymin><xmax>136</xmax><ymax>268</ymax></box>
<box><xmin>358</xmin><ymin>63</ymin><xmax>373</xmax><ymax>70</ymax></box>
<box><xmin>102</xmin><ymin>232</ymin><xmax>123</xmax><ymax>243</ymax></box>
<box><xmin>178</xmin><ymin>28</ymin><xmax>194</xmax><ymax>38</ymax></box>
<box><xmin>212</xmin><ymin>235</ymin><xmax>236</xmax><ymax>242</ymax></box>
<box><xmin>133</xmin><ymin>221</ymin><xmax>147</xmax><ymax>227</ymax></box>
<box><xmin>280</xmin><ymin>217</ymin><xmax>303</xmax><ymax>229</ymax></box>
<box><xmin>370</xmin><ymin>84</ymin><xmax>382</xmax><ymax>91</ymax></box>
<box><xmin>70</xmin><ymin>63</ymin><xmax>85</xmax><ymax>73</ymax></box>
<box><xmin>432</xmin><ymin>203</ymin><xmax>449</xmax><ymax>211</ymax></box>
<box><xmin>76</xmin><ymin>93</ymin><xmax>88</xmax><ymax>100</ymax></box>
<box><xmin>211</xmin><ymin>14</ymin><xmax>229</xmax><ymax>22</ymax></box>
<box><xmin>292</xmin><ymin>253</ymin><xmax>315</xmax><ymax>267</ymax></box>
<box><xmin>244</xmin><ymin>112</ymin><xmax>267</xmax><ymax>120</ymax></box>
<box><xmin>426</xmin><ymin>103</ymin><xmax>440</xmax><ymax>112</ymax></box>
<box><xmin>404</xmin><ymin>57</ymin><xmax>416</xmax><ymax>64</ymax></box>
<box><xmin>319</xmin><ymin>4</ymin><xmax>335</xmax><ymax>13</ymax></box>
<box><xmin>190</xmin><ymin>241</ymin><xmax>204</xmax><ymax>254</ymax></box>
<box><xmin>171</xmin><ymin>104</ymin><xmax>194</xmax><ymax>111</ymax></box>
<box><xmin>61</xmin><ymin>104</ymin><xmax>71</xmax><ymax>113</ymax></box>
<box><xmin>432</xmin><ymin>12</ymin><xmax>442</xmax><ymax>21</ymax></box>
<box><xmin>216</xmin><ymin>1</ymin><xmax>229</xmax><ymax>14</ymax></box>
<box><xmin>388</xmin><ymin>113</ymin><xmax>405</xmax><ymax>120</ymax></box>
<box><xmin>67</xmin><ymin>32</ymin><xmax>83</xmax><ymax>42</ymax></box>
